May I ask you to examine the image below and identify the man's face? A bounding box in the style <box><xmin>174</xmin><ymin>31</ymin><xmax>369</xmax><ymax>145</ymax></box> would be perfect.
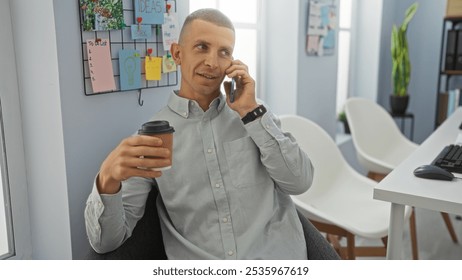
<box><xmin>174</xmin><ymin>19</ymin><xmax>235</xmax><ymax>100</ymax></box>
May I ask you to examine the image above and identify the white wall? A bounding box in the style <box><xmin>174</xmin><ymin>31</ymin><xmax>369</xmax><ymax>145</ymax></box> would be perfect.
<box><xmin>351</xmin><ymin>0</ymin><xmax>383</xmax><ymax>101</ymax></box>
<box><xmin>10</xmin><ymin>0</ymin><xmax>72</xmax><ymax>259</ymax></box>
<box><xmin>262</xmin><ymin>0</ymin><xmax>298</xmax><ymax>115</ymax></box>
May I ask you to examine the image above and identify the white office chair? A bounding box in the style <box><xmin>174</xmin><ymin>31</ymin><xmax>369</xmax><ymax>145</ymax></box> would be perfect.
<box><xmin>344</xmin><ymin>97</ymin><xmax>417</xmax><ymax>178</ymax></box>
<box><xmin>280</xmin><ymin>115</ymin><xmax>415</xmax><ymax>259</ymax></box>
<box><xmin>344</xmin><ymin>97</ymin><xmax>459</xmax><ymax>258</ymax></box>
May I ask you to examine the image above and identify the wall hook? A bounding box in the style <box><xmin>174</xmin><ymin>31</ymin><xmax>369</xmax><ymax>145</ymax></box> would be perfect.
<box><xmin>138</xmin><ymin>90</ymin><xmax>144</xmax><ymax>106</ymax></box>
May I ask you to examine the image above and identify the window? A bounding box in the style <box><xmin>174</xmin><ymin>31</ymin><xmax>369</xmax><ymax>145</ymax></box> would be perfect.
<box><xmin>0</xmin><ymin>100</ymin><xmax>13</xmax><ymax>259</ymax></box>
<box><xmin>336</xmin><ymin>0</ymin><xmax>354</xmax><ymax>114</ymax></box>
<box><xmin>189</xmin><ymin>0</ymin><xmax>260</xmax><ymax>91</ymax></box>
<box><xmin>0</xmin><ymin>0</ymin><xmax>31</xmax><ymax>259</ymax></box>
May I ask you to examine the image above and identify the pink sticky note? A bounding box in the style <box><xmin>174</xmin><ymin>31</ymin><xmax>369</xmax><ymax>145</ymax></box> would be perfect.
<box><xmin>86</xmin><ymin>39</ymin><xmax>116</xmax><ymax>93</ymax></box>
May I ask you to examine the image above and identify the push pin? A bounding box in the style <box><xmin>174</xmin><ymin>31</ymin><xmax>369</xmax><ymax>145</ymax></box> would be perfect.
<box><xmin>137</xmin><ymin>17</ymin><xmax>143</xmax><ymax>31</ymax></box>
<box><xmin>147</xmin><ymin>48</ymin><xmax>153</xmax><ymax>60</ymax></box>
<box><xmin>166</xmin><ymin>4</ymin><xmax>171</xmax><ymax>15</ymax></box>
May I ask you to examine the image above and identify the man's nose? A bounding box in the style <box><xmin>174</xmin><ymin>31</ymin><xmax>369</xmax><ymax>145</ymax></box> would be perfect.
<box><xmin>204</xmin><ymin>52</ymin><xmax>218</xmax><ymax>68</ymax></box>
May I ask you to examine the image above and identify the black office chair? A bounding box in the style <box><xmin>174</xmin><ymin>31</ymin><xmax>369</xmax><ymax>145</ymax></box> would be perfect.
<box><xmin>87</xmin><ymin>186</ymin><xmax>339</xmax><ymax>260</ymax></box>
<box><xmin>86</xmin><ymin>186</ymin><xmax>167</xmax><ymax>260</ymax></box>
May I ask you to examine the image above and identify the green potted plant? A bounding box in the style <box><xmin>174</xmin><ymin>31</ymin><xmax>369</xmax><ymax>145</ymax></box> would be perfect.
<box><xmin>390</xmin><ymin>2</ymin><xmax>418</xmax><ymax>115</ymax></box>
<box><xmin>338</xmin><ymin>111</ymin><xmax>350</xmax><ymax>134</ymax></box>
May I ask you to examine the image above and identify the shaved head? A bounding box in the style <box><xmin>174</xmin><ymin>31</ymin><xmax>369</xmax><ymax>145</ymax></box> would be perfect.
<box><xmin>179</xmin><ymin>8</ymin><xmax>235</xmax><ymax>43</ymax></box>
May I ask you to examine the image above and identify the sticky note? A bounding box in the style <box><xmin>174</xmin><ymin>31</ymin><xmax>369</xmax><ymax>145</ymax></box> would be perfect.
<box><xmin>131</xmin><ymin>24</ymin><xmax>152</xmax><ymax>40</ymax></box>
<box><xmin>162</xmin><ymin>55</ymin><xmax>176</xmax><ymax>73</ymax></box>
<box><xmin>86</xmin><ymin>39</ymin><xmax>116</xmax><ymax>93</ymax></box>
<box><xmin>119</xmin><ymin>50</ymin><xmax>141</xmax><ymax>90</ymax></box>
<box><xmin>145</xmin><ymin>57</ymin><xmax>162</xmax><ymax>80</ymax></box>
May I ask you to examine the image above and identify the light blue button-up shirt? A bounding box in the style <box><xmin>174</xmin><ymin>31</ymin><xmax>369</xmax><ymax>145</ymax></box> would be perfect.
<box><xmin>85</xmin><ymin>91</ymin><xmax>314</xmax><ymax>259</ymax></box>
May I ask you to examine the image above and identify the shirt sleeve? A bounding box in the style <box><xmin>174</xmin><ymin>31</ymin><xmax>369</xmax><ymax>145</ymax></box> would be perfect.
<box><xmin>244</xmin><ymin>109</ymin><xmax>314</xmax><ymax>195</ymax></box>
<box><xmin>84</xmin><ymin>175</ymin><xmax>153</xmax><ymax>254</ymax></box>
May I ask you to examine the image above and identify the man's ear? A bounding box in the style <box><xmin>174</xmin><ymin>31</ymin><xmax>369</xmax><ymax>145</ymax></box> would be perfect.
<box><xmin>170</xmin><ymin>43</ymin><xmax>181</xmax><ymax>65</ymax></box>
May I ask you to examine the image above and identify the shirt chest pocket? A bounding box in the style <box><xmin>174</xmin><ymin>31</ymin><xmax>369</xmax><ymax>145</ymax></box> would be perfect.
<box><xmin>224</xmin><ymin>136</ymin><xmax>269</xmax><ymax>188</ymax></box>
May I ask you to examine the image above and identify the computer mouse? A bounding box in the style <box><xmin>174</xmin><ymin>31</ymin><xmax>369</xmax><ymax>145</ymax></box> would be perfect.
<box><xmin>413</xmin><ymin>165</ymin><xmax>455</xmax><ymax>181</ymax></box>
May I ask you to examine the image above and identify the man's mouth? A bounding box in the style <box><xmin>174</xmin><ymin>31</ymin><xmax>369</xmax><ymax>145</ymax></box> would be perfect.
<box><xmin>197</xmin><ymin>72</ymin><xmax>218</xmax><ymax>80</ymax></box>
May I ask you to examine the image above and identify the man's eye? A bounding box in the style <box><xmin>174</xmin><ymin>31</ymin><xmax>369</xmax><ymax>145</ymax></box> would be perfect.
<box><xmin>221</xmin><ymin>50</ymin><xmax>231</xmax><ymax>57</ymax></box>
<box><xmin>196</xmin><ymin>44</ymin><xmax>206</xmax><ymax>50</ymax></box>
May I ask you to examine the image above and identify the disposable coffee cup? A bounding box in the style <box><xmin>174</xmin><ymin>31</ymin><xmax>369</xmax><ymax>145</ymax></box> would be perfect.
<box><xmin>138</xmin><ymin>120</ymin><xmax>175</xmax><ymax>171</ymax></box>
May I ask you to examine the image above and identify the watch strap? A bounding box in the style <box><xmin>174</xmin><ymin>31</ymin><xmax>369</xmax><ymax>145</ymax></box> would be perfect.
<box><xmin>241</xmin><ymin>105</ymin><xmax>267</xmax><ymax>124</ymax></box>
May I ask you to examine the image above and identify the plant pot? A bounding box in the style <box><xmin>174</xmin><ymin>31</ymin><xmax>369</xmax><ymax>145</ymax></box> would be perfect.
<box><xmin>390</xmin><ymin>95</ymin><xmax>409</xmax><ymax>115</ymax></box>
<box><xmin>341</xmin><ymin>120</ymin><xmax>350</xmax><ymax>134</ymax></box>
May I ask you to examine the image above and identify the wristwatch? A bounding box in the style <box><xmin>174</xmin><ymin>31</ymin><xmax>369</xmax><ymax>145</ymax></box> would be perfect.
<box><xmin>241</xmin><ymin>104</ymin><xmax>267</xmax><ymax>124</ymax></box>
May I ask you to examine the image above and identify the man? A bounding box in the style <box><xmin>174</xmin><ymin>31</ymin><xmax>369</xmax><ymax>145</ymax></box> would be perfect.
<box><xmin>85</xmin><ymin>8</ymin><xmax>319</xmax><ymax>259</ymax></box>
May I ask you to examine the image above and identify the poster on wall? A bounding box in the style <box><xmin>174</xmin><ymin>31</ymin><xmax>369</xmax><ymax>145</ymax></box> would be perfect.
<box><xmin>80</xmin><ymin>0</ymin><xmax>125</xmax><ymax>31</ymax></box>
<box><xmin>306</xmin><ymin>0</ymin><xmax>337</xmax><ymax>56</ymax></box>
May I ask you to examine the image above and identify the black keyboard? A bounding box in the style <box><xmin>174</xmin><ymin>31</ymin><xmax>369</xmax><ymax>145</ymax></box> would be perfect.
<box><xmin>432</xmin><ymin>144</ymin><xmax>462</xmax><ymax>173</ymax></box>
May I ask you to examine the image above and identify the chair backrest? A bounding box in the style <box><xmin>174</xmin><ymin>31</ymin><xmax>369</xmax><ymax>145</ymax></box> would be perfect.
<box><xmin>86</xmin><ymin>186</ymin><xmax>167</xmax><ymax>260</ymax></box>
<box><xmin>344</xmin><ymin>97</ymin><xmax>417</xmax><ymax>172</ymax></box>
<box><xmin>279</xmin><ymin>115</ymin><xmax>353</xmax><ymax>196</ymax></box>
<box><xmin>344</xmin><ymin>98</ymin><xmax>404</xmax><ymax>156</ymax></box>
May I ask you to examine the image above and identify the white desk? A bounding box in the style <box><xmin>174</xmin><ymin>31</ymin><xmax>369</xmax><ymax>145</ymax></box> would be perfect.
<box><xmin>374</xmin><ymin>107</ymin><xmax>462</xmax><ymax>259</ymax></box>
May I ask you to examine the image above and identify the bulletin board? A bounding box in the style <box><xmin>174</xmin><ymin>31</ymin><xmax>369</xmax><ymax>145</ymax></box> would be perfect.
<box><xmin>78</xmin><ymin>0</ymin><xmax>178</xmax><ymax>105</ymax></box>
<box><xmin>306</xmin><ymin>0</ymin><xmax>337</xmax><ymax>56</ymax></box>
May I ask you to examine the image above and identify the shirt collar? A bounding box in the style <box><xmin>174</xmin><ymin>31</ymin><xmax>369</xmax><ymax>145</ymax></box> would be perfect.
<box><xmin>168</xmin><ymin>90</ymin><xmax>226</xmax><ymax>119</ymax></box>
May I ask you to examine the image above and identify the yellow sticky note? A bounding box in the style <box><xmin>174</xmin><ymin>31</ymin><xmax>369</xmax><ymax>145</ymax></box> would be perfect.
<box><xmin>162</xmin><ymin>55</ymin><xmax>177</xmax><ymax>73</ymax></box>
<box><xmin>145</xmin><ymin>57</ymin><xmax>162</xmax><ymax>80</ymax></box>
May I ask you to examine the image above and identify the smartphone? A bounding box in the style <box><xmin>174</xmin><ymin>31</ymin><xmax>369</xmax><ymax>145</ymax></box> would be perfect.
<box><xmin>229</xmin><ymin>78</ymin><xmax>236</xmax><ymax>103</ymax></box>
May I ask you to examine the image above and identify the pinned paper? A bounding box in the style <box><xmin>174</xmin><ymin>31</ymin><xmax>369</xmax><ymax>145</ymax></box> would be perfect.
<box><xmin>162</xmin><ymin>11</ymin><xmax>179</xmax><ymax>51</ymax></box>
<box><xmin>86</xmin><ymin>38</ymin><xmax>116</xmax><ymax>93</ymax></box>
<box><xmin>131</xmin><ymin>24</ymin><xmax>152</xmax><ymax>40</ymax></box>
<box><xmin>81</xmin><ymin>0</ymin><xmax>124</xmax><ymax>31</ymax></box>
<box><xmin>145</xmin><ymin>57</ymin><xmax>162</xmax><ymax>80</ymax></box>
<box><xmin>134</xmin><ymin>0</ymin><xmax>165</xmax><ymax>25</ymax></box>
<box><xmin>162</xmin><ymin>54</ymin><xmax>176</xmax><ymax>73</ymax></box>
<box><xmin>119</xmin><ymin>50</ymin><xmax>141</xmax><ymax>90</ymax></box>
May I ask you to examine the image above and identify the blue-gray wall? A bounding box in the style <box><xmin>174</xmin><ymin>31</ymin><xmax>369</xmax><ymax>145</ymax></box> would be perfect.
<box><xmin>378</xmin><ymin>0</ymin><xmax>446</xmax><ymax>143</ymax></box>
<box><xmin>263</xmin><ymin>0</ymin><xmax>338</xmax><ymax>138</ymax></box>
<box><xmin>52</xmin><ymin>0</ymin><xmax>189</xmax><ymax>259</ymax></box>
<box><xmin>296</xmin><ymin>0</ymin><xmax>338</xmax><ymax>137</ymax></box>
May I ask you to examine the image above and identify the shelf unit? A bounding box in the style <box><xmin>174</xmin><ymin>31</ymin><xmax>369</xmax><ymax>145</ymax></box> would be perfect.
<box><xmin>436</xmin><ymin>16</ymin><xmax>462</xmax><ymax>128</ymax></box>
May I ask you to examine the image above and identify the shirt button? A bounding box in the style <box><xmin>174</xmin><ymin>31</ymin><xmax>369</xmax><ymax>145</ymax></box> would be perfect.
<box><xmin>215</xmin><ymin>183</ymin><xmax>220</xmax><ymax>188</ymax></box>
<box><xmin>207</xmin><ymin>148</ymin><xmax>213</xmax><ymax>153</ymax></box>
<box><xmin>266</xmin><ymin>124</ymin><xmax>270</xmax><ymax>129</ymax></box>
<box><xmin>183</xmin><ymin>112</ymin><xmax>187</xmax><ymax>117</ymax></box>
<box><xmin>222</xmin><ymin>217</ymin><xmax>228</xmax><ymax>223</ymax></box>
<box><xmin>228</xmin><ymin>250</ymin><xmax>234</xmax><ymax>256</ymax></box>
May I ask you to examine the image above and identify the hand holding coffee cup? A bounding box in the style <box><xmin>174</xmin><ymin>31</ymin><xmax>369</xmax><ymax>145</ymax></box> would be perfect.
<box><xmin>138</xmin><ymin>120</ymin><xmax>175</xmax><ymax>171</ymax></box>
